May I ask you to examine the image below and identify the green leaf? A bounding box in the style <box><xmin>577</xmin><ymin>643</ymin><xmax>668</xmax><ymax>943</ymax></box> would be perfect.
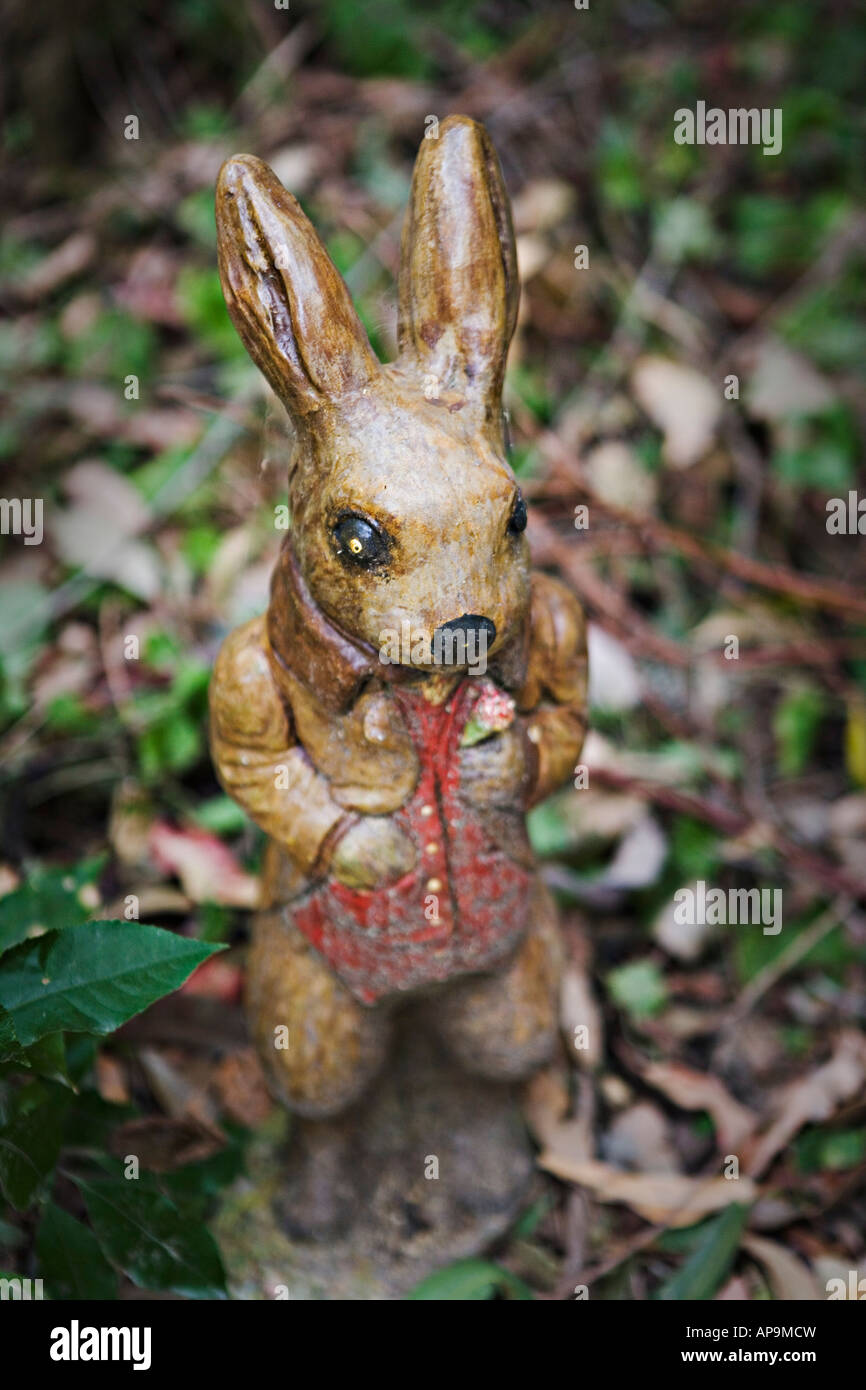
<box><xmin>63</xmin><ymin>308</ymin><xmax>155</xmax><ymax>383</ymax></box>
<box><xmin>18</xmin><ymin>1032</ymin><xmax>73</xmax><ymax>1088</ymax></box>
<box><xmin>735</xmin><ymin>909</ymin><xmax>849</xmax><ymax>987</ymax></box>
<box><xmin>175</xmin><ymin>188</ymin><xmax>218</xmax><ymax>248</ymax></box>
<box><xmin>62</xmin><ymin>1088</ymin><xmax>136</xmax><ymax>1152</ymax></box>
<box><xmin>654</xmin><ymin>1204</ymin><xmax>750</xmax><ymax>1300</ymax></box>
<box><xmin>527</xmin><ymin>796</ymin><xmax>574</xmax><ymax>858</ymax></box>
<box><xmin>845</xmin><ymin>697</ymin><xmax>866</xmax><ymax>787</ymax></box>
<box><xmin>43</xmin><ymin>693</ymin><xmax>100</xmax><ymax>736</ymax></box>
<box><xmin>319</xmin><ymin>0</ymin><xmax>507</xmax><ymax>79</ymax></box>
<box><xmin>653</xmin><ymin>198</ymin><xmax>720</xmax><ymax>264</ymax></box>
<box><xmin>511</xmin><ymin>1194</ymin><xmax>555</xmax><ymax>1240</ymax></box>
<box><xmin>160</xmin><ymin>1135</ymin><xmax>246</xmax><ymax>1217</ymax></box>
<box><xmin>0</xmin><ymin>1093</ymin><xmax>66</xmax><ymax>1210</ymax></box>
<box><xmin>191</xmin><ymin>795</ymin><xmax>248</xmax><ymax>834</ymax></box>
<box><xmin>733</xmin><ymin>194</ymin><xmax>835</xmax><ymax>275</ymax></box>
<box><xmin>606</xmin><ymin>958</ymin><xmax>668</xmax><ymax>1020</ymax></box>
<box><xmin>773</xmin><ymin>406</ymin><xmax>857</xmax><ymax>493</ymax></box>
<box><xmin>72</xmin><ymin>1175</ymin><xmax>227</xmax><ymax>1298</ymax></box>
<box><xmin>0</xmin><ymin>1003</ymin><xmax>24</xmax><ymax>1063</ymax></box>
<box><xmin>671</xmin><ymin>816</ymin><xmax>720</xmax><ymax>881</ymax></box>
<box><xmin>3</xmin><ymin>1025</ymin><xmax>74</xmax><ymax>1088</ymax></box>
<box><xmin>773</xmin><ymin>686</ymin><xmax>825</xmax><ymax>776</ymax></box>
<box><xmin>175</xmin><ymin>267</ymin><xmax>248</xmax><ymax>365</ymax></box>
<box><xmin>137</xmin><ymin>712</ymin><xmax>202</xmax><ymax>780</ymax></box>
<box><xmin>36</xmin><ymin>1204</ymin><xmax>118</xmax><ymax>1299</ymax></box>
<box><xmin>795</xmin><ymin>1126</ymin><xmax>866</xmax><ymax>1173</ymax></box>
<box><xmin>406</xmin><ymin>1258</ymin><xmax>533</xmax><ymax>1300</ymax></box>
<box><xmin>0</xmin><ymin>580</ymin><xmax>50</xmax><ymax>697</ymax></box>
<box><xmin>0</xmin><ymin>858</ymin><xmax>104</xmax><ymax>955</ymax></box>
<box><xmin>778</xmin><ymin>281</ymin><xmax>866</xmax><ymax>373</ymax></box>
<box><xmin>181</xmin><ymin>526</ymin><xmax>222</xmax><ymax>578</ymax></box>
<box><xmin>507</xmin><ymin>363</ymin><xmax>553</xmax><ymax>424</ymax></box>
<box><xmin>597</xmin><ymin>119</ymin><xmax>645</xmax><ymax>212</ymax></box>
<box><xmin>65</xmin><ymin>1035</ymin><xmax>99</xmax><ymax>1087</ymax></box>
<box><xmin>0</xmin><ymin>921</ymin><xmax>222</xmax><ymax>1047</ymax></box>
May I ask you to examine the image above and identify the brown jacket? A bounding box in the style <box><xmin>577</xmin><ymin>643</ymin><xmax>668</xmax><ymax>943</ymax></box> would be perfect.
<box><xmin>209</xmin><ymin>537</ymin><xmax>587</xmax><ymax>906</ymax></box>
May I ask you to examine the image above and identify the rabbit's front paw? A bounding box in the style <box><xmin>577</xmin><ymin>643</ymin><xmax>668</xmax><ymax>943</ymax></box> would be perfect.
<box><xmin>329</xmin><ymin>817</ymin><xmax>416</xmax><ymax>891</ymax></box>
<box><xmin>459</xmin><ymin>725</ymin><xmax>531</xmax><ymax>808</ymax></box>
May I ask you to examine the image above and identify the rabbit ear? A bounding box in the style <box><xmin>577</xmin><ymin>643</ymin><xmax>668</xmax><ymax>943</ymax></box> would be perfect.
<box><xmin>216</xmin><ymin>155</ymin><xmax>380</xmax><ymax>417</ymax></box>
<box><xmin>397</xmin><ymin>116</ymin><xmax>519</xmax><ymax>421</ymax></box>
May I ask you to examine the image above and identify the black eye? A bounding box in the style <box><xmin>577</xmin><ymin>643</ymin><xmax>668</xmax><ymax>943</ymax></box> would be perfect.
<box><xmin>333</xmin><ymin>512</ymin><xmax>391</xmax><ymax>568</ymax></box>
<box><xmin>508</xmin><ymin>492</ymin><xmax>527</xmax><ymax>535</ymax></box>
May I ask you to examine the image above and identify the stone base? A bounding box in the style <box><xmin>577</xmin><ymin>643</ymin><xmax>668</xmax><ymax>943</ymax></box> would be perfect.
<box><xmin>214</xmin><ymin>1022</ymin><xmax>536</xmax><ymax>1299</ymax></box>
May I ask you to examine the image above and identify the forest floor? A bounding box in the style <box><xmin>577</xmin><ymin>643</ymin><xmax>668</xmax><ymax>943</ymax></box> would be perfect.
<box><xmin>1</xmin><ymin>0</ymin><xmax>865</xmax><ymax>1299</ymax></box>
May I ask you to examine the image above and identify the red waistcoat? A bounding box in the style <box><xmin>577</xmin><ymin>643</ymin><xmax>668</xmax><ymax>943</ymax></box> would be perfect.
<box><xmin>292</xmin><ymin>678</ymin><xmax>532</xmax><ymax>1004</ymax></box>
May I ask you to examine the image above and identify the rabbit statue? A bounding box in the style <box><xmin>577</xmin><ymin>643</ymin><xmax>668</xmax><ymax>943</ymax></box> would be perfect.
<box><xmin>210</xmin><ymin>115</ymin><xmax>588</xmax><ymax>1290</ymax></box>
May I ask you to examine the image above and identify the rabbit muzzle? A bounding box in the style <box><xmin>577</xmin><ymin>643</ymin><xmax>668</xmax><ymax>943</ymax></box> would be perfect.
<box><xmin>431</xmin><ymin>615</ymin><xmax>497</xmax><ymax>671</ymax></box>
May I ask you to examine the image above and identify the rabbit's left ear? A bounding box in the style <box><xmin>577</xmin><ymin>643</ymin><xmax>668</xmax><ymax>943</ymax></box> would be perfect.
<box><xmin>397</xmin><ymin>116</ymin><xmax>519</xmax><ymax>426</ymax></box>
<box><xmin>216</xmin><ymin>154</ymin><xmax>380</xmax><ymax>418</ymax></box>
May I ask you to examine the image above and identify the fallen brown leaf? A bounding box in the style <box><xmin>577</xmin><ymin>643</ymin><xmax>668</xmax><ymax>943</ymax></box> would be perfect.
<box><xmin>559</xmin><ymin>963</ymin><xmax>603</xmax><ymax>1071</ymax></box>
<box><xmin>717</xmin><ymin>1275</ymin><xmax>754</xmax><ymax>1300</ymax></box>
<box><xmin>20</xmin><ymin>231</ymin><xmax>97</xmax><ymax>300</ymax></box>
<box><xmin>211</xmin><ymin>1050</ymin><xmax>273</xmax><ymax>1128</ymax></box>
<box><xmin>603</xmin><ymin>1101</ymin><xmax>683</xmax><ymax>1174</ymax></box>
<box><xmin>640</xmin><ymin>1060</ymin><xmax>758</xmax><ymax>1152</ymax></box>
<box><xmin>181</xmin><ymin>956</ymin><xmax>244</xmax><ymax>1004</ymax></box>
<box><xmin>137</xmin><ymin>1046</ymin><xmax>217</xmax><ymax>1122</ymax></box>
<box><xmin>149</xmin><ymin>821</ymin><xmax>259</xmax><ymax>907</ymax></box>
<box><xmin>742</xmin><ymin>1234</ymin><xmax>823</xmax><ymax>1301</ymax></box>
<box><xmin>631</xmin><ymin>355</ymin><xmax>721</xmax><ymax>469</ymax></box>
<box><xmin>526</xmin><ymin>1066</ymin><xmax>595</xmax><ymax>1169</ymax></box>
<box><xmin>746</xmin><ymin>1031</ymin><xmax>866</xmax><ymax>1178</ymax></box>
<box><xmin>95</xmin><ymin>1053</ymin><xmax>130</xmax><ymax>1105</ymax></box>
<box><xmin>525</xmin><ymin>1064</ymin><xmax>573</xmax><ymax>1148</ymax></box>
<box><xmin>54</xmin><ymin>460</ymin><xmax>161</xmax><ymax>601</ymax></box>
<box><xmin>536</xmin><ymin>1156</ymin><xmax>756</xmax><ymax>1226</ymax></box>
<box><xmin>109</xmin><ymin>1115</ymin><xmax>225</xmax><ymax>1173</ymax></box>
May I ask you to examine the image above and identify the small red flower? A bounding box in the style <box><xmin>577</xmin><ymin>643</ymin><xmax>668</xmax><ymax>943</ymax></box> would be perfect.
<box><xmin>474</xmin><ymin>686</ymin><xmax>515</xmax><ymax>731</ymax></box>
<box><xmin>460</xmin><ymin>684</ymin><xmax>516</xmax><ymax>747</ymax></box>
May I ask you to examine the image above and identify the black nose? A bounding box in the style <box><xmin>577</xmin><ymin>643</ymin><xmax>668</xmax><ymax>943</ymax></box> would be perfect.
<box><xmin>432</xmin><ymin>614</ymin><xmax>496</xmax><ymax>665</ymax></box>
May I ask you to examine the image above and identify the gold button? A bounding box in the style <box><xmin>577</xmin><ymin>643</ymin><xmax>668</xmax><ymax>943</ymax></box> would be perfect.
<box><xmin>426</xmin><ymin>877</ymin><xmax>442</xmax><ymax>893</ymax></box>
<box><xmin>420</xmin><ymin>804</ymin><xmax>434</xmax><ymax>818</ymax></box>
<box><xmin>425</xmin><ymin>842</ymin><xmax>439</xmax><ymax>856</ymax></box>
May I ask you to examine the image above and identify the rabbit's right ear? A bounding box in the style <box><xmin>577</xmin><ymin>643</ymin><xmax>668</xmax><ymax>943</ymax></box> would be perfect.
<box><xmin>397</xmin><ymin>117</ymin><xmax>519</xmax><ymax>424</ymax></box>
<box><xmin>216</xmin><ymin>155</ymin><xmax>380</xmax><ymax>417</ymax></box>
